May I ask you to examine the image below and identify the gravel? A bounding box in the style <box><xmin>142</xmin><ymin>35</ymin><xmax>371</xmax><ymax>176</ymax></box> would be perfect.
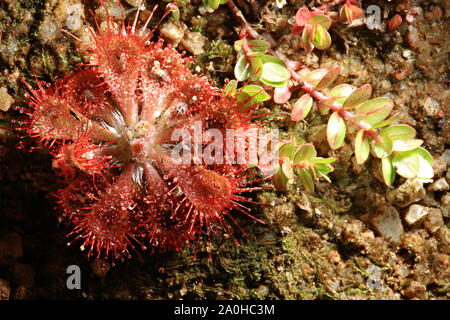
<box><xmin>386</xmin><ymin>179</ymin><xmax>426</xmax><ymax>208</ymax></box>
<box><xmin>371</xmin><ymin>203</ymin><xmax>404</xmax><ymax>244</ymax></box>
<box><xmin>404</xmin><ymin>204</ymin><xmax>430</xmax><ymax>225</ymax></box>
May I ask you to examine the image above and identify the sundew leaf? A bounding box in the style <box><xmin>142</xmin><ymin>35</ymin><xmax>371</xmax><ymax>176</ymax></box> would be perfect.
<box><xmin>234</xmin><ymin>55</ymin><xmax>250</xmax><ymax>81</ymax></box>
<box><xmin>380</xmin><ymin>124</ymin><xmax>416</xmax><ymax>141</ymax></box>
<box><xmin>342</xmin><ymin>84</ymin><xmax>372</xmax><ymax>109</ymax></box>
<box><xmin>294</xmin><ymin>143</ymin><xmax>317</xmax><ymax>164</ymax></box>
<box><xmin>291</xmin><ymin>94</ymin><xmax>313</xmax><ymax>121</ymax></box>
<box><xmin>316</xmin><ymin>67</ymin><xmax>340</xmax><ymax>91</ymax></box>
<box><xmin>372</xmin><ymin>131</ymin><xmax>393</xmax><ymax>159</ymax></box>
<box><xmin>392</xmin><ymin>139</ymin><xmax>423</xmax><ymax>152</ymax></box>
<box><xmin>311</xmin><ymin>23</ymin><xmax>332</xmax><ymax>50</ymax></box>
<box><xmin>328</xmin><ymin>84</ymin><xmax>356</xmax><ymax>105</ymax></box>
<box><xmin>381</xmin><ymin>157</ymin><xmax>396</xmax><ymax>186</ymax></box>
<box><xmin>327</xmin><ymin>112</ymin><xmax>346</xmax><ymax>150</ymax></box>
<box><xmin>298</xmin><ymin>168</ymin><xmax>315</xmax><ymax>192</ymax></box>
<box><xmin>355</xmin><ymin>129</ymin><xmax>370</xmax><ymax>164</ymax></box>
<box><xmin>354</xmin><ymin>97</ymin><xmax>394</xmax><ymax>126</ymax></box>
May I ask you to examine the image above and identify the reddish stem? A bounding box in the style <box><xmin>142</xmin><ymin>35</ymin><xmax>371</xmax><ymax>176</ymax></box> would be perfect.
<box><xmin>317</xmin><ymin>0</ymin><xmax>347</xmax><ymax>11</ymax></box>
<box><xmin>228</xmin><ymin>0</ymin><xmax>380</xmax><ymax>142</ymax></box>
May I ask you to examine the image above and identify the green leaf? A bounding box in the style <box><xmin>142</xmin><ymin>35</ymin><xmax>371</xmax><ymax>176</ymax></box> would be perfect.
<box><xmin>233</xmin><ymin>40</ymin><xmax>244</xmax><ymax>52</ymax></box>
<box><xmin>291</xmin><ymin>94</ymin><xmax>313</xmax><ymax>121</ymax></box>
<box><xmin>415</xmin><ymin>147</ymin><xmax>433</xmax><ymax>167</ymax></box>
<box><xmin>392</xmin><ymin>148</ymin><xmax>433</xmax><ymax>179</ymax></box>
<box><xmin>355</xmin><ymin>129</ymin><xmax>370</xmax><ymax>164</ymax></box>
<box><xmin>367</xmin><ymin>115</ymin><xmax>399</xmax><ymax>130</ymax></box>
<box><xmin>302</xmin><ymin>69</ymin><xmax>328</xmax><ymax>87</ymax></box>
<box><xmin>342</xmin><ymin>84</ymin><xmax>372</xmax><ymax>109</ymax></box>
<box><xmin>248</xmin><ymin>56</ymin><xmax>263</xmax><ymax>81</ymax></box>
<box><xmin>223</xmin><ymin>80</ymin><xmax>238</xmax><ymax>98</ymax></box>
<box><xmin>237</xmin><ymin>85</ymin><xmax>271</xmax><ymax>107</ymax></box>
<box><xmin>355</xmin><ymin>97</ymin><xmax>394</xmax><ymax>126</ymax></box>
<box><xmin>302</xmin><ymin>28</ymin><xmax>314</xmax><ymax>52</ymax></box>
<box><xmin>310</xmin><ymin>23</ymin><xmax>332</xmax><ymax>50</ymax></box>
<box><xmin>381</xmin><ymin>157</ymin><xmax>396</xmax><ymax>186</ymax></box>
<box><xmin>260</xmin><ymin>78</ymin><xmax>288</xmax><ymax>88</ymax></box>
<box><xmin>203</xmin><ymin>0</ymin><xmax>220</xmax><ymax>13</ymax></box>
<box><xmin>372</xmin><ymin>132</ymin><xmax>393</xmax><ymax>159</ymax></box>
<box><xmin>261</xmin><ymin>56</ymin><xmax>290</xmax><ymax>84</ymax></box>
<box><xmin>380</xmin><ymin>124</ymin><xmax>416</xmax><ymax>141</ymax></box>
<box><xmin>273</xmin><ymin>164</ymin><xmax>289</xmax><ymax>191</ymax></box>
<box><xmin>316</xmin><ymin>67</ymin><xmax>340</xmax><ymax>90</ymax></box>
<box><xmin>309</xmin><ymin>15</ymin><xmax>332</xmax><ymax>29</ymax></box>
<box><xmin>294</xmin><ymin>143</ymin><xmax>317</xmax><ymax>164</ymax></box>
<box><xmin>247</xmin><ymin>40</ymin><xmax>270</xmax><ymax>56</ymax></box>
<box><xmin>392</xmin><ymin>139</ymin><xmax>423</xmax><ymax>152</ymax></box>
<box><xmin>327</xmin><ymin>112</ymin><xmax>346</xmax><ymax>150</ymax></box>
<box><xmin>234</xmin><ymin>40</ymin><xmax>269</xmax><ymax>55</ymax></box>
<box><xmin>328</xmin><ymin>84</ymin><xmax>356</xmax><ymax>105</ymax></box>
<box><xmin>311</xmin><ymin>157</ymin><xmax>336</xmax><ymax>165</ymax></box>
<box><xmin>234</xmin><ymin>55</ymin><xmax>250</xmax><ymax>81</ymax></box>
<box><xmin>279</xmin><ymin>142</ymin><xmax>296</xmax><ymax>159</ymax></box>
<box><xmin>314</xmin><ymin>163</ymin><xmax>333</xmax><ymax>175</ymax></box>
<box><xmin>298</xmin><ymin>168</ymin><xmax>315</xmax><ymax>192</ymax></box>
<box><xmin>281</xmin><ymin>157</ymin><xmax>294</xmax><ymax>180</ymax></box>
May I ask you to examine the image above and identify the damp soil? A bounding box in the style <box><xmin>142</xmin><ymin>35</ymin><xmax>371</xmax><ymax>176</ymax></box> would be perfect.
<box><xmin>0</xmin><ymin>0</ymin><xmax>448</xmax><ymax>300</ymax></box>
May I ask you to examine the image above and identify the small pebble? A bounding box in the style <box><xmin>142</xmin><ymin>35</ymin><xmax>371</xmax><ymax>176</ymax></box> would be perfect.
<box><xmin>424</xmin><ymin>208</ymin><xmax>444</xmax><ymax>233</ymax></box>
<box><xmin>371</xmin><ymin>203</ymin><xmax>404</xmax><ymax>244</ymax></box>
<box><xmin>90</xmin><ymin>258</ymin><xmax>111</xmax><ymax>278</ymax></box>
<box><xmin>442</xmin><ymin>192</ymin><xmax>450</xmax><ymax>218</ymax></box>
<box><xmin>159</xmin><ymin>20</ymin><xmax>187</xmax><ymax>47</ymax></box>
<box><xmin>0</xmin><ymin>279</ymin><xmax>11</xmax><ymax>300</ymax></box>
<box><xmin>429</xmin><ymin>177</ymin><xmax>449</xmax><ymax>192</ymax></box>
<box><xmin>404</xmin><ymin>280</ymin><xmax>426</xmax><ymax>299</ymax></box>
<box><xmin>386</xmin><ymin>179</ymin><xmax>426</xmax><ymax>208</ymax></box>
<box><xmin>422</xmin><ymin>97</ymin><xmax>441</xmax><ymax>117</ymax></box>
<box><xmin>404</xmin><ymin>204</ymin><xmax>430</xmax><ymax>225</ymax></box>
<box><xmin>0</xmin><ymin>87</ymin><xmax>14</xmax><ymax>112</ymax></box>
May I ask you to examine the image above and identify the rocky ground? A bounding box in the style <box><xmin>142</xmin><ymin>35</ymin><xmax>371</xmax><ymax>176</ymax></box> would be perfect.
<box><xmin>0</xmin><ymin>0</ymin><xmax>448</xmax><ymax>300</ymax></box>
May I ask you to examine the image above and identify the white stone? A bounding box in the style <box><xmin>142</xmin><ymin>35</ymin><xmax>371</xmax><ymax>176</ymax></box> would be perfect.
<box><xmin>404</xmin><ymin>204</ymin><xmax>429</xmax><ymax>225</ymax></box>
<box><xmin>371</xmin><ymin>203</ymin><xmax>404</xmax><ymax>244</ymax></box>
<box><xmin>429</xmin><ymin>177</ymin><xmax>449</xmax><ymax>192</ymax></box>
<box><xmin>0</xmin><ymin>87</ymin><xmax>14</xmax><ymax>112</ymax></box>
